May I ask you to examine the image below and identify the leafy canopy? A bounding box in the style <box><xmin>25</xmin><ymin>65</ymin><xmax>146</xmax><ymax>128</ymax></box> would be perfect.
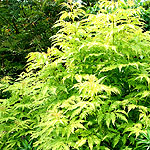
<box><xmin>0</xmin><ymin>0</ymin><xmax>150</xmax><ymax>149</ymax></box>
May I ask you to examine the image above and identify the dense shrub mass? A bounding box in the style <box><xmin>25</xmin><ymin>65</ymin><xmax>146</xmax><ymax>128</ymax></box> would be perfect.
<box><xmin>0</xmin><ymin>0</ymin><xmax>150</xmax><ymax>150</ymax></box>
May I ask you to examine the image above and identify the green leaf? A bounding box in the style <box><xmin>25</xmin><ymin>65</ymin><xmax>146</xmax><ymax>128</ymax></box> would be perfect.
<box><xmin>88</xmin><ymin>137</ymin><xmax>94</xmax><ymax>150</ymax></box>
<box><xmin>75</xmin><ymin>74</ymin><xmax>82</xmax><ymax>83</ymax></box>
<box><xmin>75</xmin><ymin>138</ymin><xmax>87</xmax><ymax>148</ymax></box>
<box><xmin>106</xmin><ymin>113</ymin><xmax>111</xmax><ymax>128</ymax></box>
<box><xmin>116</xmin><ymin>113</ymin><xmax>128</xmax><ymax>123</ymax></box>
<box><xmin>113</xmin><ymin>134</ymin><xmax>120</xmax><ymax>148</ymax></box>
<box><xmin>111</xmin><ymin>112</ymin><xmax>116</xmax><ymax>126</ymax></box>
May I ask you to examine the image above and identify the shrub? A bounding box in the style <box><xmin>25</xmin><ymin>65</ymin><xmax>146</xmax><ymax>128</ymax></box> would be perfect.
<box><xmin>0</xmin><ymin>0</ymin><xmax>150</xmax><ymax>149</ymax></box>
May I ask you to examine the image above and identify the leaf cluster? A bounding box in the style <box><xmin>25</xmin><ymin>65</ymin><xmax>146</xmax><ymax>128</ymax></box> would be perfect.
<box><xmin>0</xmin><ymin>0</ymin><xmax>150</xmax><ymax>149</ymax></box>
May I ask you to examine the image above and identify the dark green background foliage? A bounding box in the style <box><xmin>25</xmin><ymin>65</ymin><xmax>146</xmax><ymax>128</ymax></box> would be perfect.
<box><xmin>0</xmin><ymin>0</ymin><xmax>63</xmax><ymax>78</ymax></box>
<box><xmin>0</xmin><ymin>0</ymin><xmax>150</xmax><ymax>150</ymax></box>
